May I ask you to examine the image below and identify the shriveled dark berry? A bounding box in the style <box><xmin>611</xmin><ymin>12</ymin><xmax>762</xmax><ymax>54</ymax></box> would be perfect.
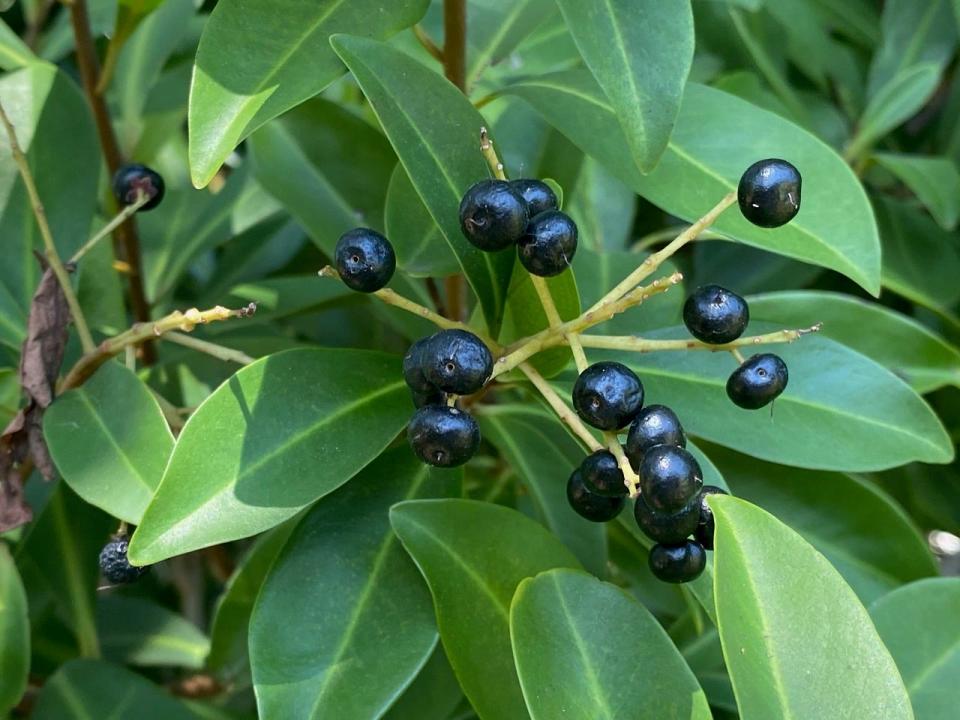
<box><xmin>567</xmin><ymin>469</ymin><xmax>624</xmax><ymax>522</ymax></box>
<box><xmin>517</xmin><ymin>210</ymin><xmax>578</xmax><ymax>277</ymax></box>
<box><xmin>649</xmin><ymin>541</ymin><xmax>706</xmax><ymax>583</ymax></box>
<box><xmin>510</xmin><ymin>178</ymin><xmax>558</xmax><ymax>217</ymax></box>
<box><xmin>626</xmin><ymin>405</ymin><xmax>686</xmax><ymax>470</ymax></box>
<box><xmin>683</xmin><ymin>285</ymin><xmax>749</xmax><ymax>345</ymax></box>
<box><xmin>407</xmin><ymin>405</ymin><xmax>480</xmax><ymax>468</ymax></box>
<box><xmin>572</xmin><ymin>361</ymin><xmax>644</xmax><ymax>431</ymax></box>
<box><xmin>459</xmin><ymin>179</ymin><xmax>528</xmax><ymax>251</ymax></box>
<box><xmin>112</xmin><ymin>163</ymin><xmax>165</xmax><ymax>211</ymax></box>
<box><xmin>99</xmin><ymin>534</ymin><xmax>149</xmax><ymax>584</ymax></box>
<box><xmin>335</xmin><ymin>228</ymin><xmax>396</xmax><ymax>293</ymax></box>
<box><xmin>694</xmin><ymin>485</ymin><xmax>729</xmax><ymax>551</ymax></box>
<box><xmin>726</xmin><ymin>353</ymin><xmax>789</xmax><ymax>409</ymax></box>
<box><xmin>738</xmin><ymin>159</ymin><xmax>801</xmax><ymax>228</ymax></box>
<box><xmin>634</xmin><ymin>494</ymin><xmax>700</xmax><ymax>544</ymax></box>
<box><xmin>421</xmin><ymin>329</ymin><xmax>493</xmax><ymax>395</ymax></box>
<box><xmin>638</xmin><ymin>445</ymin><xmax>703</xmax><ymax>513</ymax></box>
<box><xmin>580</xmin><ymin>450</ymin><xmax>626</xmax><ymax>498</ymax></box>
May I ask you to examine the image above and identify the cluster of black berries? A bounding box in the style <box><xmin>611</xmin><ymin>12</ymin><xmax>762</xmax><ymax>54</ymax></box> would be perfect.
<box><xmin>112</xmin><ymin>163</ymin><xmax>166</xmax><ymax>211</ymax></box>
<box><xmin>98</xmin><ymin>533</ymin><xmax>149</xmax><ymax>585</ymax></box>
<box><xmin>403</xmin><ymin>329</ymin><xmax>492</xmax><ymax>467</ymax></box>
<box><xmin>460</xmin><ymin>177</ymin><xmax>577</xmax><ymax>276</ymax></box>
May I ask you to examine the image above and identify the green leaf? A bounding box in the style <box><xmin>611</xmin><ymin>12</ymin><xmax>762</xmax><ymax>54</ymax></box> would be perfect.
<box><xmin>390</xmin><ymin>499</ymin><xmax>580</xmax><ymax>720</ymax></box>
<box><xmin>106</xmin><ymin>1</ymin><xmax>166</xmax><ymax>68</ymax></box>
<box><xmin>870</xmin><ymin>578</ymin><xmax>960</xmax><ymax>719</ymax></box>
<box><xmin>465</xmin><ymin>0</ymin><xmax>557</xmax><ymax>91</ymax></box>
<box><xmin>478</xmin><ymin>405</ymin><xmax>606</xmax><ymax>575</ymax></box>
<box><xmin>250</xmin><ymin>446</ymin><xmax>452</xmax><ymax>720</ymax></box>
<box><xmin>33</xmin><ymin>659</ymin><xmax>203</xmax><ymax>719</ymax></box>
<box><xmin>0</xmin><ymin>544</ymin><xmax>28</xmax><ymax>715</ymax></box>
<box><xmin>710</xmin><ymin>444</ymin><xmax>937</xmax><ymax>605</ymax></box>
<box><xmin>129</xmin><ymin>348</ymin><xmax>410</xmax><ymax>564</ymax></box>
<box><xmin>510</xmin><ymin>569</ymin><xmax>712</xmax><ymax>720</ymax></box>
<box><xmin>872</xmin><ymin>152</ymin><xmax>960</xmax><ymax>230</ymax></box>
<box><xmin>712</xmin><ymin>496</ymin><xmax>913</xmax><ymax>719</ymax></box>
<box><xmin>97</xmin><ymin>595</ymin><xmax>209</xmax><ymax>669</ymax></box>
<box><xmin>0</xmin><ymin>367</ymin><xmax>20</xmax><ymax>427</ymax></box>
<box><xmin>566</xmin><ymin>158</ymin><xmax>636</xmax><ymax>252</ymax></box>
<box><xmin>0</xmin><ymin>63</ymin><xmax>99</xmax><ymax>328</ymax></box>
<box><xmin>749</xmin><ymin>290</ymin><xmax>960</xmax><ymax>393</ymax></box>
<box><xmin>222</xmin><ymin>276</ymin><xmax>353</xmax><ymax>325</ymax></box>
<box><xmin>385</xmin><ymin>164</ymin><xmax>460</xmax><ymax>277</ymax></box>
<box><xmin>331</xmin><ymin>35</ymin><xmax>514</xmax><ymax>336</ymax></box>
<box><xmin>588</xmin><ymin>333</ymin><xmax>953</xmax><ymax>471</ymax></box>
<box><xmin>504</xmin><ymin>72</ymin><xmax>881</xmax><ymax>294</ymax></box>
<box><xmin>188</xmin><ymin>0</ymin><xmax>429</xmax><ymax>187</ymax></box>
<box><xmin>44</xmin><ymin>361</ymin><xmax>174</xmax><ymax>525</ymax></box>
<box><xmin>555</xmin><ymin>0</ymin><xmax>693</xmax><ymax>172</ymax></box>
<box><xmin>383</xmin><ymin>644</ymin><xmax>464</xmax><ymax>720</ymax></box>
<box><xmin>0</xmin><ymin>17</ymin><xmax>35</xmax><ymax>70</ymax></box>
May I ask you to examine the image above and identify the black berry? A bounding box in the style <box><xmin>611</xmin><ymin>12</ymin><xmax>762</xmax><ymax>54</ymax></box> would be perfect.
<box><xmin>626</xmin><ymin>404</ymin><xmax>685</xmax><ymax>470</ymax></box>
<box><xmin>99</xmin><ymin>534</ymin><xmax>148</xmax><ymax>584</ymax></box>
<box><xmin>694</xmin><ymin>485</ymin><xmax>729</xmax><ymax>551</ymax></box>
<box><xmin>334</xmin><ymin>228</ymin><xmax>396</xmax><ymax>293</ymax></box>
<box><xmin>421</xmin><ymin>329</ymin><xmax>493</xmax><ymax>395</ymax></box>
<box><xmin>738</xmin><ymin>159</ymin><xmax>801</xmax><ymax>228</ymax></box>
<box><xmin>517</xmin><ymin>210</ymin><xmax>578</xmax><ymax>277</ymax></box>
<box><xmin>683</xmin><ymin>285</ymin><xmax>749</xmax><ymax>345</ymax></box>
<box><xmin>459</xmin><ymin>179</ymin><xmax>528</xmax><ymax>251</ymax></box>
<box><xmin>726</xmin><ymin>353</ymin><xmax>789</xmax><ymax>409</ymax></box>
<box><xmin>407</xmin><ymin>405</ymin><xmax>480</xmax><ymax>468</ymax></box>
<box><xmin>567</xmin><ymin>469</ymin><xmax>624</xmax><ymax>522</ymax></box>
<box><xmin>112</xmin><ymin>163</ymin><xmax>165</xmax><ymax>211</ymax></box>
<box><xmin>634</xmin><ymin>494</ymin><xmax>700</xmax><ymax>544</ymax></box>
<box><xmin>580</xmin><ymin>450</ymin><xmax>626</xmax><ymax>498</ymax></box>
<box><xmin>403</xmin><ymin>338</ymin><xmax>433</xmax><ymax>394</ymax></box>
<box><xmin>637</xmin><ymin>445</ymin><xmax>703</xmax><ymax>513</ymax></box>
<box><xmin>510</xmin><ymin>178</ymin><xmax>558</xmax><ymax>217</ymax></box>
<box><xmin>648</xmin><ymin>541</ymin><xmax>706</xmax><ymax>583</ymax></box>
<box><xmin>572</xmin><ymin>361</ymin><xmax>644</xmax><ymax>431</ymax></box>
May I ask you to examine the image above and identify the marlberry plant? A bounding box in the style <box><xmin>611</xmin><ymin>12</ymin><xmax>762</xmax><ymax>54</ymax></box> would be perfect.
<box><xmin>0</xmin><ymin>2</ymin><xmax>958</xmax><ymax>720</ymax></box>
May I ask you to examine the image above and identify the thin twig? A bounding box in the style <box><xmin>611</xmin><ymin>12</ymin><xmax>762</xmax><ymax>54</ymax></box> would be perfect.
<box><xmin>442</xmin><ymin>0</ymin><xmax>467</xmax><ymax>91</ymax></box>
<box><xmin>413</xmin><ymin>25</ymin><xmax>444</xmax><ymax>63</ymax></box>
<box><xmin>575</xmin><ymin>324</ymin><xmax>823</xmax><ymax>353</ymax></box>
<box><xmin>479</xmin><ymin>126</ymin><xmax>507</xmax><ymax>180</ymax></box>
<box><xmin>163</xmin><ymin>332</ymin><xmax>255</xmax><ymax>365</ymax></box>
<box><xmin>70</xmin><ymin>192</ymin><xmax>149</xmax><ymax>263</ymax></box>
<box><xmin>519</xmin><ymin>362</ymin><xmax>602</xmax><ymax>452</ymax></box>
<box><xmin>603</xmin><ymin>432</ymin><xmax>640</xmax><ymax>497</ymax></box>
<box><xmin>0</xmin><ymin>101</ymin><xmax>96</xmax><ymax>353</ymax></box>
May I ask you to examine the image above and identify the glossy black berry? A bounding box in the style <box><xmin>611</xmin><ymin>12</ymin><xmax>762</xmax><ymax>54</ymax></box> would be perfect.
<box><xmin>638</xmin><ymin>445</ymin><xmax>703</xmax><ymax>513</ymax></box>
<box><xmin>334</xmin><ymin>228</ymin><xmax>396</xmax><ymax>293</ymax></box>
<box><xmin>634</xmin><ymin>494</ymin><xmax>700</xmax><ymax>544</ymax></box>
<box><xmin>517</xmin><ymin>210</ymin><xmax>578</xmax><ymax>277</ymax></box>
<box><xmin>694</xmin><ymin>485</ymin><xmax>729</xmax><ymax>551</ymax></box>
<box><xmin>112</xmin><ymin>163</ymin><xmax>165</xmax><ymax>211</ymax></box>
<box><xmin>421</xmin><ymin>329</ymin><xmax>493</xmax><ymax>395</ymax></box>
<box><xmin>572</xmin><ymin>361</ymin><xmax>644</xmax><ymax>431</ymax></box>
<box><xmin>648</xmin><ymin>541</ymin><xmax>706</xmax><ymax>583</ymax></box>
<box><xmin>99</xmin><ymin>535</ymin><xmax>148</xmax><ymax>584</ymax></box>
<box><xmin>726</xmin><ymin>353</ymin><xmax>789</xmax><ymax>409</ymax></box>
<box><xmin>567</xmin><ymin>469</ymin><xmax>624</xmax><ymax>522</ymax></box>
<box><xmin>626</xmin><ymin>405</ymin><xmax>686</xmax><ymax>470</ymax></box>
<box><xmin>580</xmin><ymin>450</ymin><xmax>626</xmax><ymax>498</ymax></box>
<box><xmin>407</xmin><ymin>405</ymin><xmax>480</xmax><ymax>468</ymax></box>
<box><xmin>510</xmin><ymin>178</ymin><xmax>558</xmax><ymax>217</ymax></box>
<box><xmin>683</xmin><ymin>285</ymin><xmax>749</xmax><ymax>345</ymax></box>
<box><xmin>459</xmin><ymin>179</ymin><xmax>528</xmax><ymax>251</ymax></box>
<box><xmin>403</xmin><ymin>338</ymin><xmax>433</xmax><ymax>394</ymax></box>
<box><xmin>738</xmin><ymin>158</ymin><xmax>801</xmax><ymax>228</ymax></box>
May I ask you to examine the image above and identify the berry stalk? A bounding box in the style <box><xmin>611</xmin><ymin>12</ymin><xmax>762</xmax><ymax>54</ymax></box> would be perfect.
<box><xmin>518</xmin><ymin>362</ymin><xmax>603</xmax><ymax>452</ymax></box>
<box><xmin>575</xmin><ymin>324</ymin><xmax>822</xmax><ymax>353</ymax></box>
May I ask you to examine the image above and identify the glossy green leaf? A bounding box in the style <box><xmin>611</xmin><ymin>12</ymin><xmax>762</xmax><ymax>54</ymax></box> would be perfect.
<box><xmin>505</xmin><ymin>72</ymin><xmax>881</xmax><ymax>294</ymax></box>
<box><xmin>870</xmin><ymin>578</ymin><xmax>960</xmax><ymax>719</ymax></box>
<box><xmin>749</xmin><ymin>290</ymin><xmax>960</xmax><ymax>393</ymax></box>
<box><xmin>129</xmin><ymin>348</ymin><xmax>410</xmax><ymax>564</ymax></box>
<box><xmin>390</xmin><ymin>499</ymin><xmax>580</xmax><ymax>720</ymax></box>
<box><xmin>32</xmin><ymin>659</ymin><xmax>203</xmax><ymax>719</ymax></box>
<box><xmin>251</xmin><ymin>447</ymin><xmax>452</xmax><ymax>720</ymax></box>
<box><xmin>510</xmin><ymin>569</ymin><xmax>712</xmax><ymax>720</ymax></box>
<box><xmin>555</xmin><ymin>0</ymin><xmax>693</xmax><ymax>172</ymax></box>
<box><xmin>382</xmin><ymin>644</ymin><xmax>463</xmax><ymax>720</ymax></box>
<box><xmin>188</xmin><ymin>0</ymin><xmax>429</xmax><ymax>187</ymax></box>
<box><xmin>0</xmin><ymin>367</ymin><xmax>20</xmax><ymax>427</ymax></box>
<box><xmin>44</xmin><ymin>362</ymin><xmax>174</xmax><ymax>525</ymax></box>
<box><xmin>873</xmin><ymin>153</ymin><xmax>960</xmax><ymax>230</ymax></box>
<box><xmin>711</xmin><ymin>445</ymin><xmax>937</xmax><ymax>605</ymax></box>
<box><xmin>0</xmin><ymin>544</ymin><xmax>28</xmax><ymax>714</ymax></box>
<box><xmin>332</xmin><ymin>35</ymin><xmax>514</xmax><ymax>336</ymax></box>
<box><xmin>567</xmin><ymin>158</ymin><xmax>636</xmax><ymax>252</ymax></box>
<box><xmin>97</xmin><ymin>595</ymin><xmax>209</xmax><ymax>669</ymax></box>
<box><xmin>106</xmin><ymin>0</ymin><xmax>166</xmax><ymax>70</ymax></box>
<box><xmin>385</xmin><ymin>164</ymin><xmax>460</xmax><ymax>277</ymax></box>
<box><xmin>0</xmin><ymin>18</ymin><xmax>34</xmax><ymax>70</ymax></box>
<box><xmin>478</xmin><ymin>405</ymin><xmax>606</xmax><ymax>575</ymax></box>
<box><xmin>586</xmin><ymin>332</ymin><xmax>953</xmax><ymax>471</ymax></box>
<box><xmin>465</xmin><ymin>0</ymin><xmax>557</xmax><ymax>91</ymax></box>
<box><xmin>222</xmin><ymin>276</ymin><xmax>353</xmax><ymax>325</ymax></box>
<box><xmin>712</xmin><ymin>496</ymin><xmax>913</xmax><ymax>720</ymax></box>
